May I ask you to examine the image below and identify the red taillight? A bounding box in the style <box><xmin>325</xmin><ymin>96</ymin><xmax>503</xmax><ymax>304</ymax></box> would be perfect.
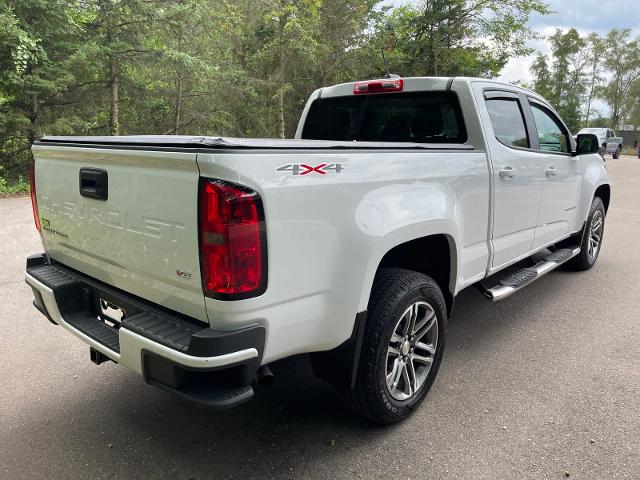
<box><xmin>198</xmin><ymin>179</ymin><xmax>266</xmax><ymax>298</ymax></box>
<box><xmin>353</xmin><ymin>78</ymin><xmax>403</xmax><ymax>95</ymax></box>
<box><xmin>29</xmin><ymin>158</ymin><xmax>41</xmax><ymax>232</ymax></box>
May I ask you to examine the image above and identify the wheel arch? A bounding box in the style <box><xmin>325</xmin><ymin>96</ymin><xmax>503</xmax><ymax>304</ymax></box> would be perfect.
<box><xmin>369</xmin><ymin>233</ymin><xmax>457</xmax><ymax>317</ymax></box>
<box><xmin>594</xmin><ymin>183</ymin><xmax>611</xmax><ymax>213</ymax></box>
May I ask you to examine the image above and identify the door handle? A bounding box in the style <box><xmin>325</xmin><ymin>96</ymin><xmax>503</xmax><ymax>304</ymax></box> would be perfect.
<box><xmin>79</xmin><ymin>168</ymin><xmax>108</xmax><ymax>200</ymax></box>
<box><xmin>499</xmin><ymin>167</ymin><xmax>516</xmax><ymax>179</ymax></box>
<box><xmin>545</xmin><ymin>166</ymin><xmax>557</xmax><ymax>177</ymax></box>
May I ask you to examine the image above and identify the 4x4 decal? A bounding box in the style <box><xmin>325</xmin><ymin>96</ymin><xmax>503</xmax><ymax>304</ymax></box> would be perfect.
<box><xmin>276</xmin><ymin>163</ymin><xmax>344</xmax><ymax>176</ymax></box>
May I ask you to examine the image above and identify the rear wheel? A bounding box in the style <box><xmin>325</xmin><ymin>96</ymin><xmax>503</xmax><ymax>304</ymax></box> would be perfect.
<box><xmin>345</xmin><ymin>268</ymin><xmax>446</xmax><ymax>424</ymax></box>
<box><xmin>566</xmin><ymin>197</ymin><xmax>606</xmax><ymax>271</ymax></box>
<box><xmin>613</xmin><ymin>146</ymin><xmax>621</xmax><ymax>159</ymax></box>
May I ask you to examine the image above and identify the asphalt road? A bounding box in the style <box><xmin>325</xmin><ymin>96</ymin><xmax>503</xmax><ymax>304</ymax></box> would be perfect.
<box><xmin>1</xmin><ymin>156</ymin><xmax>639</xmax><ymax>480</ymax></box>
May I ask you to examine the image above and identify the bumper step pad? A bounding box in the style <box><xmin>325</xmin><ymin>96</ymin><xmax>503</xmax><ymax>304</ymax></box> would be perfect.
<box><xmin>478</xmin><ymin>247</ymin><xmax>580</xmax><ymax>302</ymax></box>
<box><xmin>123</xmin><ymin>312</ymin><xmax>200</xmax><ymax>353</ymax></box>
<box><xmin>66</xmin><ymin>313</ymin><xmax>121</xmax><ymax>353</ymax></box>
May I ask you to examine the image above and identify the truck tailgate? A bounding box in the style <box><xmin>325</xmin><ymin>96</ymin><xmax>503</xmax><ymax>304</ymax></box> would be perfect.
<box><xmin>31</xmin><ymin>144</ymin><xmax>208</xmax><ymax>323</ymax></box>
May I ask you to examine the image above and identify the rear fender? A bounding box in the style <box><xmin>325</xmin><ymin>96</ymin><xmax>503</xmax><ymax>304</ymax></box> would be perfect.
<box><xmin>354</xmin><ymin>182</ymin><xmax>460</xmax><ymax>311</ymax></box>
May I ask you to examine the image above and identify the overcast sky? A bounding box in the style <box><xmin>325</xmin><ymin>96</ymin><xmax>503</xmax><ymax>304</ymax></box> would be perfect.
<box><xmin>498</xmin><ymin>0</ymin><xmax>640</xmax><ymax>83</ymax></box>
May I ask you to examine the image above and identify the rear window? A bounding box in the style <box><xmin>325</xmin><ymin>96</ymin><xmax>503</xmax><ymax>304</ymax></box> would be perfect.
<box><xmin>301</xmin><ymin>92</ymin><xmax>467</xmax><ymax>143</ymax></box>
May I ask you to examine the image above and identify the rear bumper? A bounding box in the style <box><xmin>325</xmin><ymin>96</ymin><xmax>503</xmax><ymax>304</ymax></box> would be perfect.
<box><xmin>25</xmin><ymin>253</ymin><xmax>265</xmax><ymax>408</ymax></box>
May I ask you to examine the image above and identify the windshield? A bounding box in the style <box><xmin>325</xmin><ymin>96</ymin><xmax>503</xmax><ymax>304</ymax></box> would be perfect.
<box><xmin>301</xmin><ymin>91</ymin><xmax>467</xmax><ymax>143</ymax></box>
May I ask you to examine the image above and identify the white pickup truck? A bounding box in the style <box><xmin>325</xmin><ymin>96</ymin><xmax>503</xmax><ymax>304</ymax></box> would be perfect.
<box><xmin>576</xmin><ymin>127</ymin><xmax>624</xmax><ymax>159</ymax></box>
<box><xmin>26</xmin><ymin>77</ymin><xmax>610</xmax><ymax>424</ymax></box>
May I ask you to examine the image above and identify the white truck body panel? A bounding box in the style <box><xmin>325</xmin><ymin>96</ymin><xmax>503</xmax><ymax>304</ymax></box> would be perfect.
<box><xmin>31</xmin><ymin>145</ymin><xmax>208</xmax><ymax>322</ymax></box>
<box><xmin>197</xmin><ymin>147</ymin><xmax>490</xmax><ymax>362</ymax></box>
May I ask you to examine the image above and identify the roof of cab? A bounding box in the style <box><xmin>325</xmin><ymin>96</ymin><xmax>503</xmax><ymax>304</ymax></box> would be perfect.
<box><xmin>316</xmin><ymin>76</ymin><xmax>544</xmax><ymax>103</ymax></box>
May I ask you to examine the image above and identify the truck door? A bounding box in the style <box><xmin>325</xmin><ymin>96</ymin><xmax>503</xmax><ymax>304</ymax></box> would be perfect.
<box><xmin>482</xmin><ymin>90</ymin><xmax>544</xmax><ymax>269</ymax></box>
<box><xmin>525</xmin><ymin>99</ymin><xmax>582</xmax><ymax>249</ymax></box>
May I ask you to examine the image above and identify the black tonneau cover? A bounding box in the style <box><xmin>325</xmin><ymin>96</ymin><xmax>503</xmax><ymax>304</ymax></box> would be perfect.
<box><xmin>36</xmin><ymin>135</ymin><xmax>474</xmax><ymax>151</ymax></box>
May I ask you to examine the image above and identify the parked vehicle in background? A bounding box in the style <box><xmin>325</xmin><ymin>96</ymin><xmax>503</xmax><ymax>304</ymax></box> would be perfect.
<box><xmin>25</xmin><ymin>77</ymin><xmax>611</xmax><ymax>424</ymax></box>
<box><xmin>577</xmin><ymin>128</ymin><xmax>623</xmax><ymax>159</ymax></box>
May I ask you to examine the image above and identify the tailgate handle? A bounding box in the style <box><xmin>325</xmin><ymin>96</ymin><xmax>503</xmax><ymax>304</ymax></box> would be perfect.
<box><xmin>79</xmin><ymin>168</ymin><xmax>108</xmax><ymax>200</ymax></box>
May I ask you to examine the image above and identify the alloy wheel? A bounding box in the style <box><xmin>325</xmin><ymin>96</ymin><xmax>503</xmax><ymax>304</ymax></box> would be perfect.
<box><xmin>588</xmin><ymin>209</ymin><xmax>604</xmax><ymax>260</ymax></box>
<box><xmin>386</xmin><ymin>301</ymin><xmax>438</xmax><ymax>401</ymax></box>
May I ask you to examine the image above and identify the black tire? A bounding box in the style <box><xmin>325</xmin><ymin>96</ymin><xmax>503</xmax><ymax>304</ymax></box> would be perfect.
<box><xmin>345</xmin><ymin>268</ymin><xmax>447</xmax><ymax>424</ymax></box>
<box><xmin>566</xmin><ymin>197</ymin><xmax>606</xmax><ymax>271</ymax></box>
<box><xmin>613</xmin><ymin>146</ymin><xmax>620</xmax><ymax>159</ymax></box>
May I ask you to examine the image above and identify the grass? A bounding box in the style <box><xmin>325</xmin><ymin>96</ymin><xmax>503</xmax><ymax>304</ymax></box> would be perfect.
<box><xmin>622</xmin><ymin>147</ymin><xmax>638</xmax><ymax>157</ymax></box>
<box><xmin>0</xmin><ymin>174</ymin><xmax>30</xmax><ymax>196</ymax></box>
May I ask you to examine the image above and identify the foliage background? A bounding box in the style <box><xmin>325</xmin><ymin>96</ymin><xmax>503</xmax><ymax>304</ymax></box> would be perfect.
<box><xmin>1</xmin><ymin>0</ymin><xmax>639</xmax><ymax>193</ymax></box>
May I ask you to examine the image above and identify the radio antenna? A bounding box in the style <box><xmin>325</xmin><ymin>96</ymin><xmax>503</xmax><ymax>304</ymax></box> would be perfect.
<box><xmin>381</xmin><ymin>48</ymin><xmax>391</xmax><ymax>79</ymax></box>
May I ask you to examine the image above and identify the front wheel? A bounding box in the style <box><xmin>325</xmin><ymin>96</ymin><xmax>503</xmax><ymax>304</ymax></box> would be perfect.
<box><xmin>566</xmin><ymin>197</ymin><xmax>606</xmax><ymax>271</ymax></box>
<box><xmin>345</xmin><ymin>268</ymin><xmax>446</xmax><ymax>424</ymax></box>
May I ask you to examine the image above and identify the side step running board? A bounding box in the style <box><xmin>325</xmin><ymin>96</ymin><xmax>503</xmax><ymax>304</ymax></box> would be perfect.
<box><xmin>478</xmin><ymin>247</ymin><xmax>580</xmax><ymax>302</ymax></box>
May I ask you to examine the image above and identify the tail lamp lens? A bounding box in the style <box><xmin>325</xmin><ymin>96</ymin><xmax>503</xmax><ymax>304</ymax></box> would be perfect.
<box><xmin>198</xmin><ymin>179</ymin><xmax>266</xmax><ymax>298</ymax></box>
<box><xmin>29</xmin><ymin>158</ymin><xmax>41</xmax><ymax>232</ymax></box>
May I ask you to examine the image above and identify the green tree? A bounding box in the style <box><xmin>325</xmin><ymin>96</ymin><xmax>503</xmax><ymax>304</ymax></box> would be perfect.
<box><xmin>148</xmin><ymin>0</ymin><xmax>223</xmax><ymax>135</ymax></box>
<box><xmin>530</xmin><ymin>28</ymin><xmax>587</xmax><ymax>132</ymax></box>
<box><xmin>238</xmin><ymin>0</ymin><xmax>380</xmax><ymax>137</ymax></box>
<box><xmin>583</xmin><ymin>33</ymin><xmax>605</xmax><ymax>126</ymax></box>
<box><xmin>530</xmin><ymin>53</ymin><xmax>553</xmax><ymax>100</ymax></box>
<box><xmin>598</xmin><ymin>29</ymin><xmax>640</xmax><ymax>129</ymax></box>
<box><xmin>0</xmin><ymin>0</ymin><xmax>79</xmax><ymax>176</ymax></box>
<box><xmin>81</xmin><ymin>0</ymin><xmax>160</xmax><ymax>135</ymax></box>
<box><xmin>377</xmin><ymin>0</ymin><xmax>550</xmax><ymax>78</ymax></box>
<box><xmin>549</xmin><ymin>28</ymin><xmax>586</xmax><ymax>131</ymax></box>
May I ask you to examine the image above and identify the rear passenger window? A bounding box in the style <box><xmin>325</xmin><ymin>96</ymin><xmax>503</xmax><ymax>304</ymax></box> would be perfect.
<box><xmin>486</xmin><ymin>98</ymin><xmax>529</xmax><ymax>148</ymax></box>
<box><xmin>530</xmin><ymin>103</ymin><xmax>570</xmax><ymax>153</ymax></box>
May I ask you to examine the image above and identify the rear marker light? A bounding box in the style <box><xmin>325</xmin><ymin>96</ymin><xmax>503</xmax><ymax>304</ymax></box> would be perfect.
<box><xmin>198</xmin><ymin>179</ymin><xmax>266</xmax><ymax>298</ymax></box>
<box><xmin>29</xmin><ymin>158</ymin><xmax>41</xmax><ymax>232</ymax></box>
<box><xmin>354</xmin><ymin>78</ymin><xmax>404</xmax><ymax>95</ymax></box>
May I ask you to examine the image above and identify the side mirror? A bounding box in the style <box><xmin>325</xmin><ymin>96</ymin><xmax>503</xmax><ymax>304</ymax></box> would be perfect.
<box><xmin>575</xmin><ymin>133</ymin><xmax>600</xmax><ymax>155</ymax></box>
